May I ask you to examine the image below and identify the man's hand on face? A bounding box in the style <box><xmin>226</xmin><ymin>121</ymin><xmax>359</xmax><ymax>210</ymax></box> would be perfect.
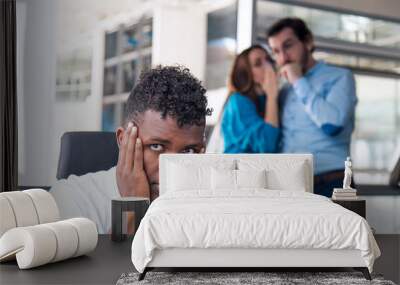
<box><xmin>280</xmin><ymin>63</ymin><xmax>303</xmax><ymax>85</ymax></box>
<box><xmin>116</xmin><ymin>122</ymin><xmax>150</xmax><ymax>198</ymax></box>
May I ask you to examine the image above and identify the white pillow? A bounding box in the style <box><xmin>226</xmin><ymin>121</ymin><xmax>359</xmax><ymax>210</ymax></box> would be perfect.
<box><xmin>238</xmin><ymin>159</ymin><xmax>308</xmax><ymax>191</ymax></box>
<box><xmin>167</xmin><ymin>160</ymin><xmax>235</xmax><ymax>192</ymax></box>
<box><xmin>211</xmin><ymin>169</ymin><xmax>267</xmax><ymax>190</ymax></box>
<box><xmin>267</xmin><ymin>163</ymin><xmax>307</xmax><ymax>191</ymax></box>
<box><xmin>236</xmin><ymin>169</ymin><xmax>267</xmax><ymax>189</ymax></box>
<box><xmin>167</xmin><ymin>162</ymin><xmax>210</xmax><ymax>191</ymax></box>
<box><xmin>211</xmin><ymin>168</ymin><xmax>236</xmax><ymax>190</ymax></box>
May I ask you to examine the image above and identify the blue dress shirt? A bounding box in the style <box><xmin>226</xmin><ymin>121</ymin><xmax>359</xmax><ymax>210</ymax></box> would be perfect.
<box><xmin>280</xmin><ymin>61</ymin><xmax>357</xmax><ymax>174</ymax></box>
<box><xmin>221</xmin><ymin>92</ymin><xmax>280</xmax><ymax>153</ymax></box>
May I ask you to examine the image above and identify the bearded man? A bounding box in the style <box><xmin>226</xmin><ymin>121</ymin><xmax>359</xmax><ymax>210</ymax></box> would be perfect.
<box><xmin>267</xmin><ymin>18</ymin><xmax>357</xmax><ymax>197</ymax></box>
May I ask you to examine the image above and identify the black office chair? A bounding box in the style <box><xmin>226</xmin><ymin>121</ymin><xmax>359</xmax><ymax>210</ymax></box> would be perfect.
<box><xmin>56</xmin><ymin>132</ymin><xmax>119</xmax><ymax>180</ymax></box>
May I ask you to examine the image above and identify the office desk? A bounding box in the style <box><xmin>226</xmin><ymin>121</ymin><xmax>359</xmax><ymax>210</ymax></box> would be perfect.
<box><xmin>0</xmin><ymin>235</ymin><xmax>133</xmax><ymax>285</ymax></box>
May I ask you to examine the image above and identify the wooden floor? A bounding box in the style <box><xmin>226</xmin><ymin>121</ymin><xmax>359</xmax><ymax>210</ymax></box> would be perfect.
<box><xmin>373</xmin><ymin>235</ymin><xmax>400</xmax><ymax>284</ymax></box>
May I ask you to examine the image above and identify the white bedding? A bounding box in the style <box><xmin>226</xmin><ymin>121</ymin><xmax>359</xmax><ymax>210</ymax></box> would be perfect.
<box><xmin>131</xmin><ymin>190</ymin><xmax>380</xmax><ymax>273</ymax></box>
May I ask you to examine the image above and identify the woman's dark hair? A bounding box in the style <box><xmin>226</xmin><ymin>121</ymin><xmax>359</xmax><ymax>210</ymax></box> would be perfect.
<box><xmin>228</xmin><ymin>44</ymin><xmax>271</xmax><ymax>98</ymax></box>
<box><xmin>267</xmin><ymin>17</ymin><xmax>314</xmax><ymax>52</ymax></box>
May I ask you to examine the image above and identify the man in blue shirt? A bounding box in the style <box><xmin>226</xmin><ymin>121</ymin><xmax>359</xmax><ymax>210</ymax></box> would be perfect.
<box><xmin>267</xmin><ymin>18</ymin><xmax>357</xmax><ymax>197</ymax></box>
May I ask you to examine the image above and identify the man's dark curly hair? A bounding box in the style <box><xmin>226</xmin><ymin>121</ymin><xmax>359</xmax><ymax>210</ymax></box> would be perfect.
<box><xmin>267</xmin><ymin>17</ymin><xmax>315</xmax><ymax>52</ymax></box>
<box><xmin>125</xmin><ymin>65</ymin><xmax>212</xmax><ymax>127</ymax></box>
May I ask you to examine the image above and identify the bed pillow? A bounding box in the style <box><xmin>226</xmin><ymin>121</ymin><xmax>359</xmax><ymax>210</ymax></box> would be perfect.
<box><xmin>267</xmin><ymin>162</ymin><xmax>307</xmax><ymax>191</ymax></box>
<box><xmin>167</xmin><ymin>160</ymin><xmax>235</xmax><ymax>192</ymax></box>
<box><xmin>211</xmin><ymin>168</ymin><xmax>236</xmax><ymax>190</ymax></box>
<box><xmin>238</xmin><ymin>159</ymin><xmax>308</xmax><ymax>191</ymax></box>
<box><xmin>167</xmin><ymin>163</ymin><xmax>209</xmax><ymax>191</ymax></box>
<box><xmin>236</xmin><ymin>169</ymin><xmax>267</xmax><ymax>189</ymax></box>
<box><xmin>211</xmin><ymin>168</ymin><xmax>267</xmax><ymax>190</ymax></box>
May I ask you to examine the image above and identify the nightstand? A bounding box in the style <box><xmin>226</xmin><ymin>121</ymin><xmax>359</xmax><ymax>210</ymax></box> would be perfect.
<box><xmin>111</xmin><ymin>197</ymin><xmax>150</xmax><ymax>242</ymax></box>
<box><xmin>332</xmin><ymin>199</ymin><xmax>366</xmax><ymax>218</ymax></box>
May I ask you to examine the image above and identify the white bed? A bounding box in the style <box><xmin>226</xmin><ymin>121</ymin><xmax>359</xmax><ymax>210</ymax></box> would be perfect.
<box><xmin>131</xmin><ymin>154</ymin><xmax>380</xmax><ymax>280</ymax></box>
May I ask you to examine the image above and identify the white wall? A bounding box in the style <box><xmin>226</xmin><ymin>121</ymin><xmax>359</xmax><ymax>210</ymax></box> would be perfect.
<box><xmin>50</xmin><ymin>97</ymin><xmax>103</xmax><ymax>185</ymax></box>
<box><xmin>17</xmin><ymin>0</ymin><xmax>57</xmax><ymax>186</ymax></box>
<box><xmin>152</xmin><ymin>2</ymin><xmax>207</xmax><ymax>81</ymax></box>
<box><xmin>236</xmin><ymin>0</ymin><xmax>254</xmax><ymax>53</ymax></box>
<box><xmin>17</xmin><ymin>0</ymin><xmax>143</xmax><ymax>187</ymax></box>
<box><xmin>17</xmin><ymin>0</ymin><xmax>103</xmax><ymax>186</ymax></box>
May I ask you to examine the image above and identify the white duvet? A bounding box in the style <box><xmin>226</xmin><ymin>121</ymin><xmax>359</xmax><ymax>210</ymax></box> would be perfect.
<box><xmin>131</xmin><ymin>190</ymin><xmax>380</xmax><ymax>273</ymax></box>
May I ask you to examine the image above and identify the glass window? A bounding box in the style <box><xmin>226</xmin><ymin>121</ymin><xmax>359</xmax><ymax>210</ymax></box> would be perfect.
<box><xmin>256</xmin><ymin>1</ymin><xmax>400</xmax><ymax>76</ymax></box>
<box><xmin>205</xmin><ymin>1</ymin><xmax>238</xmax><ymax>90</ymax></box>
<box><xmin>105</xmin><ymin>31</ymin><xmax>118</xmax><ymax>59</ymax></box>
<box><xmin>122</xmin><ymin>25</ymin><xmax>140</xmax><ymax>53</ymax></box>
<box><xmin>102</xmin><ymin>18</ymin><xmax>152</xmax><ymax>131</ymax></box>
<box><xmin>122</xmin><ymin>60</ymin><xmax>137</xmax><ymax>93</ymax></box>
<box><xmin>352</xmin><ymin>75</ymin><xmax>400</xmax><ymax>173</ymax></box>
<box><xmin>313</xmin><ymin>51</ymin><xmax>400</xmax><ymax>75</ymax></box>
<box><xmin>122</xmin><ymin>20</ymin><xmax>152</xmax><ymax>54</ymax></box>
<box><xmin>255</xmin><ymin>0</ymin><xmax>400</xmax><ymax>183</ymax></box>
<box><xmin>141</xmin><ymin>21</ymin><xmax>153</xmax><ymax>48</ymax></box>
<box><xmin>141</xmin><ymin>54</ymin><xmax>152</xmax><ymax>73</ymax></box>
<box><xmin>103</xmin><ymin>65</ymin><xmax>118</xmax><ymax>96</ymax></box>
<box><xmin>256</xmin><ymin>1</ymin><xmax>400</xmax><ymax>49</ymax></box>
<box><xmin>102</xmin><ymin>102</ymin><xmax>126</xmax><ymax>132</ymax></box>
<box><xmin>102</xmin><ymin>104</ymin><xmax>116</xmax><ymax>132</ymax></box>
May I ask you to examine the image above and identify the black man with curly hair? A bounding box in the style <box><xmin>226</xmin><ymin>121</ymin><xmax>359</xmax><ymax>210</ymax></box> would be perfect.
<box><xmin>50</xmin><ymin>66</ymin><xmax>212</xmax><ymax>233</ymax></box>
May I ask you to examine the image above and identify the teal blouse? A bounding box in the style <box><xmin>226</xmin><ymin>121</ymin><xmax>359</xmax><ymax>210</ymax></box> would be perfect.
<box><xmin>221</xmin><ymin>92</ymin><xmax>280</xmax><ymax>153</ymax></box>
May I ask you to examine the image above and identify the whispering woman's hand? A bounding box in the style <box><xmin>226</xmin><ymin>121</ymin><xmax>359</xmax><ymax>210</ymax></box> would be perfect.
<box><xmin>261</xmin><ymin>64</ymin><xmax>280</xmax><ymax>128</ymax></box>
<box><xmin>261</xmin><ymin>63</ymin><xmax>279</xmax><ymax>100</ymax></box>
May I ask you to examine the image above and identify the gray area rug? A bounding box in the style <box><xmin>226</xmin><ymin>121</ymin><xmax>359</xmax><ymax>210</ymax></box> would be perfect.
<box><xmin>116</xmin><ymin>271</ymin><xmax>396</xmax><ymax>285</ymax></box>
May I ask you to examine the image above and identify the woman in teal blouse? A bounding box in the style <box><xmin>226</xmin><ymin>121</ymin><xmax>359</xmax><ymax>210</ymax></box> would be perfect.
<box><xmin>221</xmin><ymin>45</ymin><xmax>280</xmax><ymax>153</ymax></box>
